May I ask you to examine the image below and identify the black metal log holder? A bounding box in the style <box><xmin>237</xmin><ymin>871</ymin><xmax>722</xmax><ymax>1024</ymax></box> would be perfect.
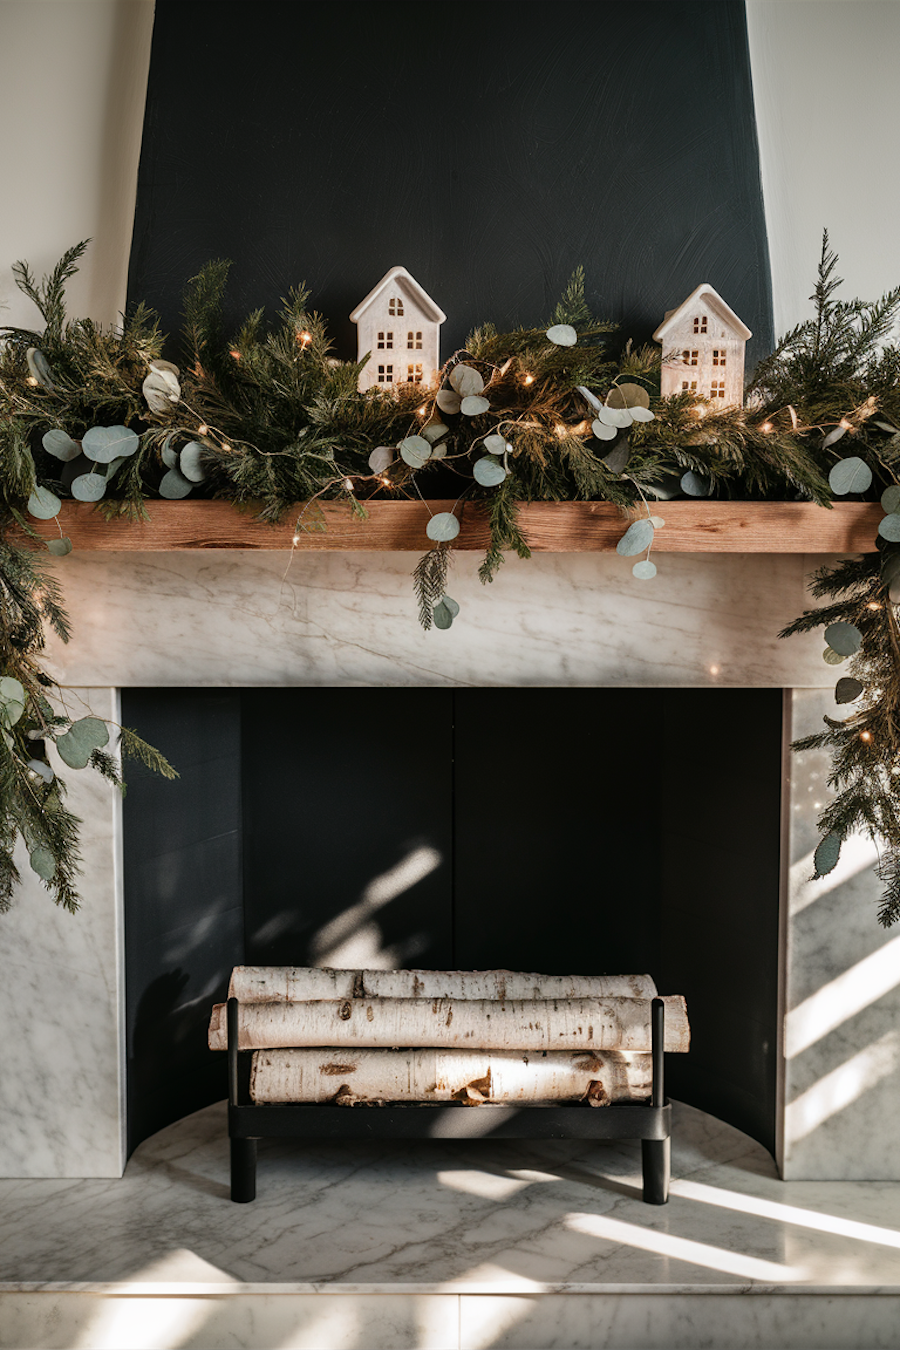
<box><xmin>227</xmin><ymin>994</ymin><xmax>671</xmax><ymax>1205</ymax></box>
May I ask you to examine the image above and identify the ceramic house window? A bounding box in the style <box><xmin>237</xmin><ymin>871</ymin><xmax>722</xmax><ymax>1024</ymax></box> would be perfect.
<box><xmin>682</xmin><ymin>379</ymin><xmax>698</xmax><ymax>393</ymax></box>
<box><xmin>408</xmin><ymin>331</ymin><xmax>423</xmax><ymax>350</ymax></box>
<box><xmin>378</xmin><ymin>364</ymin><xmax>394</xmax><ymax>383</ymax></box>
<box><xmin>712</xmin><ymin>349</ymin><xmax>726</xmax><ymax>366</ymax></box>
<box><xmin>407</xmin><ymin>363</ymin><xmax>423</xmax><ymax>383</ymax></box>
<box><xmin>693</xmin><ymin>316</ymin><xmax>708</xmax><ymax>334</ymax></box>
<box><xmin>710</xmin><ymin>380</ymin><xmax>726</xmax><ymax>398</ymax></box>
<box><xmin>377</xmin><ymin>331</ymin><xmax>394</xmax><ymax>350</ymax></box>
<box><xmin>389</xmin><ymin>297</ymin><xmax>404</xmax><ymax>317</ymax></box>
<box><xmin>682</xmin><ymin>349</ymin><xmax>699</xmax><ymax>366</ymax></box>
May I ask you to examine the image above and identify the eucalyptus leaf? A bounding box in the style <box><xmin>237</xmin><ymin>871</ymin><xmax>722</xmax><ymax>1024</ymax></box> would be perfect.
<box><xmin>440</xmin><ymin>595</ymin><xmax>460</xmax><ymax>618</ymax></box>
<box><xmin>27</xmin><ymin>758</ymin><xmax>54</xmax><ymax>784</ymax></box>
<box><xmin>179</xmin><ymin>441</ymin><xmax>208</xmax><ymax>483</ymax></box>
<box><xmin>82</xmin><ymin>425</ymin><xmax>139</xmax><ymax>464</ymax></box>
<box><xmin>426</xmin><ymin>512</ymin><xmax>460</xmax><ymax>542</ymax></box>
<box><xmin>430</xmin><ymin>441</ymin><xmax>448</xmax><ymax>460</ymax></box>
<box><xmin>142</xmin><ymin>367</ymin><xmax>181</xmax><ymax>413</ymax></box>
<box><xmin>546</xmin><ymin>323</ymin><xmax>577</xmax><ymax>347</ymax></box>
<box><xmin>27</xmin><ymin>486</ymin><xmax>61</xmax><ymax>520</ymax></box>
<box><xmin>835</xmin><ymin>676</ymin><xmax>864</xmax><ymax>704</ymax></box>
<box><xmin>433</xmin><ymin>600</ymin><xmax>454</xmax><ymax>630</ymax></box>
<box><xmin>607</xmin><ymin>382</ymin><xmax>651</xmax><ymax>410</ymax></box>
<box><xmin>681</xmin><ymin>471</ymin><xmax>711</xmax><ymax>497</ymax></box>
<box><xmin>399</xmin><ymin>435</ymin><xmax>432</xmax><ymax>468</ymax></box>
<box><xmin>46</xmin><ymin>536</ymin><xmax>73</xmax><ymax>557</ymax></box>
<box><xmin>368</xmin><ymin>446</ymin><xmax>394</xmax><ymax>473</ymax></box>
<box><xmin>591</xmin><ymin>419</ymin><xmax>618</xmax><ymax>442</ymax></box>
<box><xmin>473</xmin><ymin>456</ymin><xmax>507</xmax><ymax>487</ymax></box>
<box><xmin>0</xmin><ymin>676</ymin><xmax>25</xmax><ymax>729</ymax></box>
<box><xmin>594</xmin><ymin>405</ymin><xmax>632</xmax><ymax>429</ymax></box>
<box><xmin>628</xmin><ymin>406</ymin><xmax>655</xmax><ymax>423</ymax></box>
<box><xmin>878</xmin><ymin>513</ymin><xmax>900</xmax><ymax>542</ymax></box>
<box><xmin>29</xmin><ymin>847</ymin><xmax>56</xmax><ymax>881</ymax></box>
<box><xmin>162</xmin><ymin>434</ymin><xmax>180</xmax><ymax>469</ymax></box>
<box><xmin>828</xmin><ymin>456</ymin><xmax>872</xmax><ymax>495</ymax></box>
<box><xmin>649</xmin><ymin>516</ymin><xmax>666</xmax><ymax>529</ymax></box>
<box><xmin>26</xmin><ymin>348</ymin><xmax>56</xmax><ymax>390</ymax></box>
<box><xmin>460</xmin><ymin>395</ymin><xmax>490</xmax><ymax>417</ymax></box>
<box><xmin>449</xmin><ymin>365</ymin><xmax>484</xmax><ymax>398</ymax></box>
<box><xmin>632</xmin><ymin>559</ymin><xmax>657</xmax><ymax>579</ymax></box>
<box><xmin>875</xmin><ymin>420</ymin><xmax>900</xmax><ymax>433</ymax></box>
<box><xmin>602</xmin><ymin>442</ymin><xmax>631</xmax><ymax>474</ymax></box>
<box><xmin>881</xmin><ymin>485</ymin><xmax>900</xmax><ymax>515</ymax></box>
<box><xmin>42</xmin><ymin>429</ymin><xmax>81</xmax><ymax>462</ymax></box>
<box><xmin>576</xmin><ymin>385</ymin><xmax>603</xmax><ymax>412</ymax></box>
<box><xmin>616</xmin><ymin>518</ymin><xmax>655</xmax><ymax>557</ymax></box>
<box><xmin>159</xmin><ymin>468</ymin><xmax>193</xmax><ymax>499</ymax></box>
<box><xmin>71</xmin><ymin>472</ymin><xmax>107</xmax><ymax>502</ymax></box>
<box><xmin>54</xmin><ymin>716</ymin><xmax>109</xmax><ymax>770</ymax></box>
<box><xmin>881</xmin><ymin>551</ymin><xmax>900</xmax><ymax>585</ymax></box>
<box><xmin>823</xmin><ymin>646</ymin><xmax>846</xmax><ymax>665</ymax></box>
<box><xmin>422</xmin><ymin>421</ymin><xmax>450</xmax><ymax>444</ymax></box>
<box><xmin>813</xmin><ymin>832</ymin><xmax>842</xmax><ymax>878</ymax></box>
<box><xmin>436</xmin><ymin>389</ymin><xmax>462</xmax><ymax>415</ymax></box>
<box><xmin>483</xmin><ymin>433</ymin><xmax>507</xmax><ymax>455</ymax></box>
<box><xmin>822</xmin><ymin>425</ymin><xmax>848</xmax><ymax>449</ymax></box>
<box><xmin>824</xmin><ymin>621</ymin><xmax>862</xmax><ymax>656</ymax></box>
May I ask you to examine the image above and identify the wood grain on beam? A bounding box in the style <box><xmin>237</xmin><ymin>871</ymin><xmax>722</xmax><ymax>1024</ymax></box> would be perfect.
<box><xmin>47</xmin><ymin>500</ymin><xmax>882</xmax><ymax>553</ymax></box>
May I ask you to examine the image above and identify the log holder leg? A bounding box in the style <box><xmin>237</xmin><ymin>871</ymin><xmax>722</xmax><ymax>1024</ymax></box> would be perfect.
<box><xmin>228</xmin><ymin>996</ymin><xmax>258</xmax><ymax>1203</ymax></box>
<box><xmin>641</xmin><ymin>996</ymin><xmax>670</xmax><ymax>1204</ymax></box>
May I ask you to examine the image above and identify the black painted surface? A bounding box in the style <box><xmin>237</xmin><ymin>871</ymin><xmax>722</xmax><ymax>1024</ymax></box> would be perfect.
<box><xmin>122</xmin><ymin>689</ymin><xmax>242</xmax><ymax>1155</ymax></box>
<box><xmin>658</xmin><ymin>689</ymin><xmax>783</xmax><ymax>1157</ymax></box>
<box><xmin>128</xmin><ymin>0</ymin><xmax>773</xmax><ymax>372</ymax></box>
<box><xmin>122</xmin><ymin>687</ymin><xmax>782</xmax><ymax>1158</ymax></box>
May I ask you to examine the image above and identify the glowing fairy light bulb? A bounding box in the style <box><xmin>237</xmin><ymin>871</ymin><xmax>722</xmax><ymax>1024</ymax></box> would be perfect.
<box><xmin>198</xmin><ymin>424</ymin><xmax>209</xmax><ymax>436</ymax></box>
<box><xmin>523</xmin><ymin>373</ymin><xmax>535</xmax><ymax>385</ymax></box>
<box><xmin>292</xmin><ymin>534</ymin><xmax>300</xmax><ymax>546</ymax></box>
<box><xmin>860</xmin><ymin>730</ymin><xmax>873</xmax><ymax>743</ymax></box>
<box><xmin>297</xmin><ymin>331</ymin><xmax>311</xmax><ymax>346</ymax></box>
<box><xmin>839</xmin><ymin>418</ymin><xmax>853</xmax><ymax>430</ymax></box>
<box><xmin>343</xmin><ymin>478</ymin><xmax>354</xmax><ymax>492</ymax></box>
<box><xmin>760</xmin><ymin>421</ymin><xmax>774</xmax><ymax>434</ymax></box>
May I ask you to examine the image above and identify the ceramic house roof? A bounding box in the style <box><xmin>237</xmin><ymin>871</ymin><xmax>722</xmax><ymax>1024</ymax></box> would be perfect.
<box><xmin>652</xmin><ymin>283</ymin><xmax>751</xmax><ymax>342</ymax></box>
<box><xmin>350</xmin><ymin>266</ymin><xmax>447</xmax><ymax>324</ymax></box>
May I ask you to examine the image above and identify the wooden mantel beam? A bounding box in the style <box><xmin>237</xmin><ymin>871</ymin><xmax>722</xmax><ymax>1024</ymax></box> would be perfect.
<box><xmin>46</xmin><ymin>500</ymin><xmax>884</xmax><ymax>553</ymax></box>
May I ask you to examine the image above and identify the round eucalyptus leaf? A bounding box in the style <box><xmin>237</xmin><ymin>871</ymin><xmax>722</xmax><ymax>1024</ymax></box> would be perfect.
<box><xmin>179</xmin><ymin>441</ymin><xmax>208</xmax><ymax>483</ymax></box>
<box><xmin>159</xmin><ymin>468</ymin><xmax>193</xmax><ymax>499</ymax></box>
<box><xmin>649</xmin><ymin>516</ymin><xmax>666</xmax><ymax>529</ymax></box>
<box><xmin>576</xmin><ymin>385</ymin><xmax>603</xmax><ymax>412</ymax></box>
<box><xmin>460</xmin><ymin>395</ymin><xmax>490</xmax><ymax>417</ymax></box>
<box><xmin>54</xmin><ymin>716</ymin><xmax>109</xmax><ymax>770</ymax></box>
<box><xmin>26</xmin><ymin>348</ymin><xmax>56</xmax><ymax>390</ymax></box>
<box><xmin>71</xmin><ymin>472</ymin><xmax>107</xmax><ymax>502</ymax></box>
<box><xmin>368</xmin><ymin>445</ymin><xmax>394</xmax><ymax>473</ymax></box>
<box><xmin>422</xmin><ymin>421</ymin><xmax>449</xmax><ymax>444</ymax></box>
<box><xmin>835</xmin><ymin>676</ymin><xmax>864</xmax><ymax>704</ymax></box>
<box><xmin>26</xmin><ymin>486</ymin><xmax>61</xmax><ymax>520</ymax></box>
<box><xmin>823</xmin><ymin>646</ymin><xmax>846</xmax><ymax>666</ymax></box>
<box><xmin>607</xmin><ymin>382</ymin><xmax>651</xmax><ymax>410</ymax></box>
<box><xmin>591</xmin><ymin>418</ymin><xmax>618</xmax><ymax>442</ymax></box>
<box><xmin>546</xmin><ymin>323</ymin><xmax>577</xmax><ymax>347</ymax></box>
<box><xmin>0</xmin><ymin>731</ymin><xmax>11</xmax><ymax>750</ymax></box>
<box><xmin>161</xmin><ymin>434</ymin><xmax>180</xmax><ymax>469</ymax></box>
<box><xmin>881</xmin><ymin>486</ymin><xmax>900</xmax><ymax>515</ymax></box>
<box><xmin>426</xmin><ymin>512</ymin><xmax>460</xmax><ymax>542</ymax></box>
<box><xmin>430</xmin><ymin>441</ymin><xmax>448</xmax><ymax>460</ymax></box>
<box><xmin>27</xmin><ymin>759</ymin><xmax>54</xmax><ymax>784</ymax></box>
<box><xmin>632</xmin><ymin>559</ymin><xmax>657</xmax><ymax>579</ymax></box>
<box><xmin>142</xmin><ymin>367</ymin><xmax>181</xmax><ymax>413</ymax></box>
<box><xmin>822</xmin><ymin>425</ymin><xmax>848</xmax><ymax>450</ymax></box>
<box><xmin>876</xmin><ymin>420</ymin><xmax>900</xmax><ymax>433</ymax></box>
<box><xmin>42</xmin><ymin>429</ymin><xmax>81</xmax><ymax>461</ymax></box>
<box><xmin>602</xmin><ymin>443</ymin><xmax>631</xmax><ymax>474</ymax></box>
<box><xmin>433</xmin><ymin>600</ymin><xmax>454</xmax><ymax>630</ymax></box>
<box><xmin>594</xmin><ymin>405</ymin><xmax>632</xmax><ymax>428</ymax></box>
<box><xmin>82</xmin><ymin>425</ymin><xmax>139</xmax><ymax>464</ymax></box>
<box><xmin>616</xmin><ymin>518</ymin><xmax>655</xmax><ymax>557</ymax></box>
<box><xmin>436</xmin><ymin>389</ymin><xmax>462</xmax><ymax>415</ymax></box>
<box><xmin>882</xmin><ymin>551</ymin><xmax>900</xmax><ymax>585</ymax></box>
<box><xmin>878</xmin><ymin>513</ymin><xmax>900</xmax><ymax>542</ymax></box>
<box><xmin>46</xmin><ymin>536</ymin><xmax>73</xmax><ymax>557</ymax></box>
<box><xmin>824</xmin><ymin>621</ymin><xmax>862</xmax><ymax>656</ymax></box>
<box><xmin>473</xmin><ymin>456</ymin><xmax>507</xmax><ymax>487</ymax></box>
<box><xmin>814</xmin><ymin>833</ymin><xmax>842</xmax><ymax>877</ymax></box>
<box><xmin>0</xmin><ymin>677</ymin><xmax>25</xmax><ymax>716</ymax></box>
<box><xmin>483</xmin><ymin>433</ymin><xmax>507</xmax><ymax>455</ymax></box>
<box><xmin>29</xmin><ymin>846</ymin><xmax>56</xmax><ymax>881</ymax></box>
<box><xmin>681</xmin><ymin>471</ymin><xmax>711</xmax><ymax>497</ymax></box>
<box><xmin>829</xmin><ymin>456</ymin><xmax>872</xmax><ymax>495</ymax></box>
<box><xmin>449</xmin><ymin>364</ymin><xmax>484</xmax><ymax>398</ymax></box>
<box><xmin>399</xmin><ymin>435</ymin><xmax>432</xmax><ymax>468</ymax></box>
<box><xmin>440</xmin><ymin>595</ymin><xmax>460</xmax><ymax>618</ymax></box>
<box><xmin>628</xmin><ymin>406</ymin><xmax>655</xmax><ymax>423</ymax></box>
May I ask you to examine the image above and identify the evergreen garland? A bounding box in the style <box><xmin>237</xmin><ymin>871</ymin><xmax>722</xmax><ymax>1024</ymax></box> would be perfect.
<box><xmin>2</xmin><ymin>236</ymin><xmax>900</xmax><ymax>922</ymax></box>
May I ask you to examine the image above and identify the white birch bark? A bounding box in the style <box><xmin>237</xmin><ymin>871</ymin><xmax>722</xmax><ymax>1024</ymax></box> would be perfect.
<box><xmin>227</xmin><ymin>967</ymin><xmax>658</xmax><ymax>1003</ymax></box>
<box><xmin>249</xmin><ymin>1046</ymin><xmax>652</xmax><ymax>1105</ymax></box>
<box><xmin>208</xmin><ymin>994</ymin><xmax>689</xmax><ymax>1053</ymax></box>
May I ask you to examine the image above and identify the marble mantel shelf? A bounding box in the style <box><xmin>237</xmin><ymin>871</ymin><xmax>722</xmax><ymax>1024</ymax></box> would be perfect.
<box><xmin>45</xmin><ymin>500</ymin><xmax>883</xmax><ymax>553</ymax></box>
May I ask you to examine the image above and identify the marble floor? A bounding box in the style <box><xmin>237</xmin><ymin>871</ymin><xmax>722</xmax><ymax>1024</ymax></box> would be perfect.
<box><xmin>1</xmin><ymin>1099</ymin><xmax>899</xmax><ymax>1349</ymax></box>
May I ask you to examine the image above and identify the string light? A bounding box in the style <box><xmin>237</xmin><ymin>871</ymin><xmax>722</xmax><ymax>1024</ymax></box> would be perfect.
<box><xmin>839</xmin><ymin>418</ymin><xmax>853</xmax><ymax>430</ymax></box>
<box><xmin>26</xmin><ymin>376</ymin><xmax>38</xmax><ymax>387</ymax></box>
<box><xmin>198</xmin><ymin>423</ymin><xmax>209</xmax><ymax>436</ymax></box>
<box><xmin>522</xmin><ymin>373</ymin><xmax>535</xmax><ymax>385</ymax></box>
<box><xmin>416</xmin><ymin>405</ymin><xmax>427</xmax><ymax>417</ymax></box>
<box><xmin>868</xmin><ymin>601</ymin><xmax>883</xmax><ymax>610</ymax></box>
<box><xmin>380</xmin><ymin>475</ymin><xmax>391</xmax><ymax>487</ymax></box>
<box><xmin>229</xmin><ymin>349</ymin><xmax>241</xmax><ymax>361</ymax></box>
<box><xmin>554</xmin><ymin>423</ymin><xmax>567</xmax><ymax>437</ymax></box>
<box><xmin>860</xmin><ymin>730</ymin><xmax>873</xmax><ymax>743</ymax></box>
<box><xmin>342</xmin><ymin>477</ymin><xmax>354</xmax><ymax>492</ymax></box>
<box><xmin>760</xmin><ymin>421</ymin><xmax>774</xmax><ymax>434</ymax></box>
<box><xmin>221</xmin><ymin>443</ymin><xmax>232</xmax><ymax>453</ymax></box>
<box><xmin>694</xmin><ymin>405</ymin><xmax>707</xmax><ymax>419</ymax></box>
<box><xmin>292</xmin><ymin>534</ymin><xmax>300</xmax><ymax>546</ymax></box>
<box><xmin>297</xmin><ymin>331</ymin><xmax>311</xmax><ymax>346</ymax></box>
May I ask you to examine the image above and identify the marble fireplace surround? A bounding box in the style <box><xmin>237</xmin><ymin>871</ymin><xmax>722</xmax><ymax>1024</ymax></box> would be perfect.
<box><xmin>1</xmin><ymin>534</ymin><xmax>899</xmax><ymax>1186</ymax></box>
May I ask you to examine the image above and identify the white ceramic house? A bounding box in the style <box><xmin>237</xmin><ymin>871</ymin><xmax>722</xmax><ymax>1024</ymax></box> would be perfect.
<box><xmin>350</xmin><ymin>266</ymin><xmax>446</xmax><ymax>393</ymax></box>
<box><xmin>653</xmin><ymin>283</ymin><xmax>751</xmax><ymax>407</ymax></box>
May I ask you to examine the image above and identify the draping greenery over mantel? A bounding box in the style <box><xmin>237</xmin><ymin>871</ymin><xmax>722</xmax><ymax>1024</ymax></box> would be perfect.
<box><xmin>3</xmin><ymin>237</ymin><xmax>900</xmax><ymax>923</ymax></box>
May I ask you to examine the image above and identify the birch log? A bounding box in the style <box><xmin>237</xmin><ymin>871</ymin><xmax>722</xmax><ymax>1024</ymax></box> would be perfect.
<box><xmin>250</xmin><ymin>1047</ymin><xmax>652</xmax><ymax>1105</ymax></box>
<box><xmin>228</xmin><ymin>967</ymin><xmax>658</xmax><ymax>1003</ymax></box>
<box><xmin>208</xmin><ymin>995</ymin><xmax>689</xmax><ymax>1053</ymax></box>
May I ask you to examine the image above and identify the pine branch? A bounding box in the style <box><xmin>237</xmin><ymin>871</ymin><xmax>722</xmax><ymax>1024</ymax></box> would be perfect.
<box><xmin>412</xmin><ymin>545</ymin><xmax>450</xmax><ymax>630</ymax></box>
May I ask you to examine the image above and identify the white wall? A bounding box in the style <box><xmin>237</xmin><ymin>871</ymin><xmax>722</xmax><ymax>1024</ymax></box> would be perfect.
<box><xmin>0</xmin><ymin>0</ymin><xmax>154</xmax><ymax>329</ymax></box>
<box><xmin>746</xmin><ymin>0</ymin><xmax>900</xmax><ymax>335</ymax></box>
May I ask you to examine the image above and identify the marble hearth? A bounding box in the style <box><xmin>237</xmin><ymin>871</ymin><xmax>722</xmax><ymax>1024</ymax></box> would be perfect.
<box><xmin>1</xmin><ymin>547</ymin><xmax>898</xmax><ymax>1187</ymax></box>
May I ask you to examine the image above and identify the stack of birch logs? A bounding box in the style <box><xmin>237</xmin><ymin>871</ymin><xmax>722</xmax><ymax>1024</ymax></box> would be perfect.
<box><xmin>208</xmin><ymin>968</ymin><xmax>690</xmax><ymax>1107</ymax></box>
